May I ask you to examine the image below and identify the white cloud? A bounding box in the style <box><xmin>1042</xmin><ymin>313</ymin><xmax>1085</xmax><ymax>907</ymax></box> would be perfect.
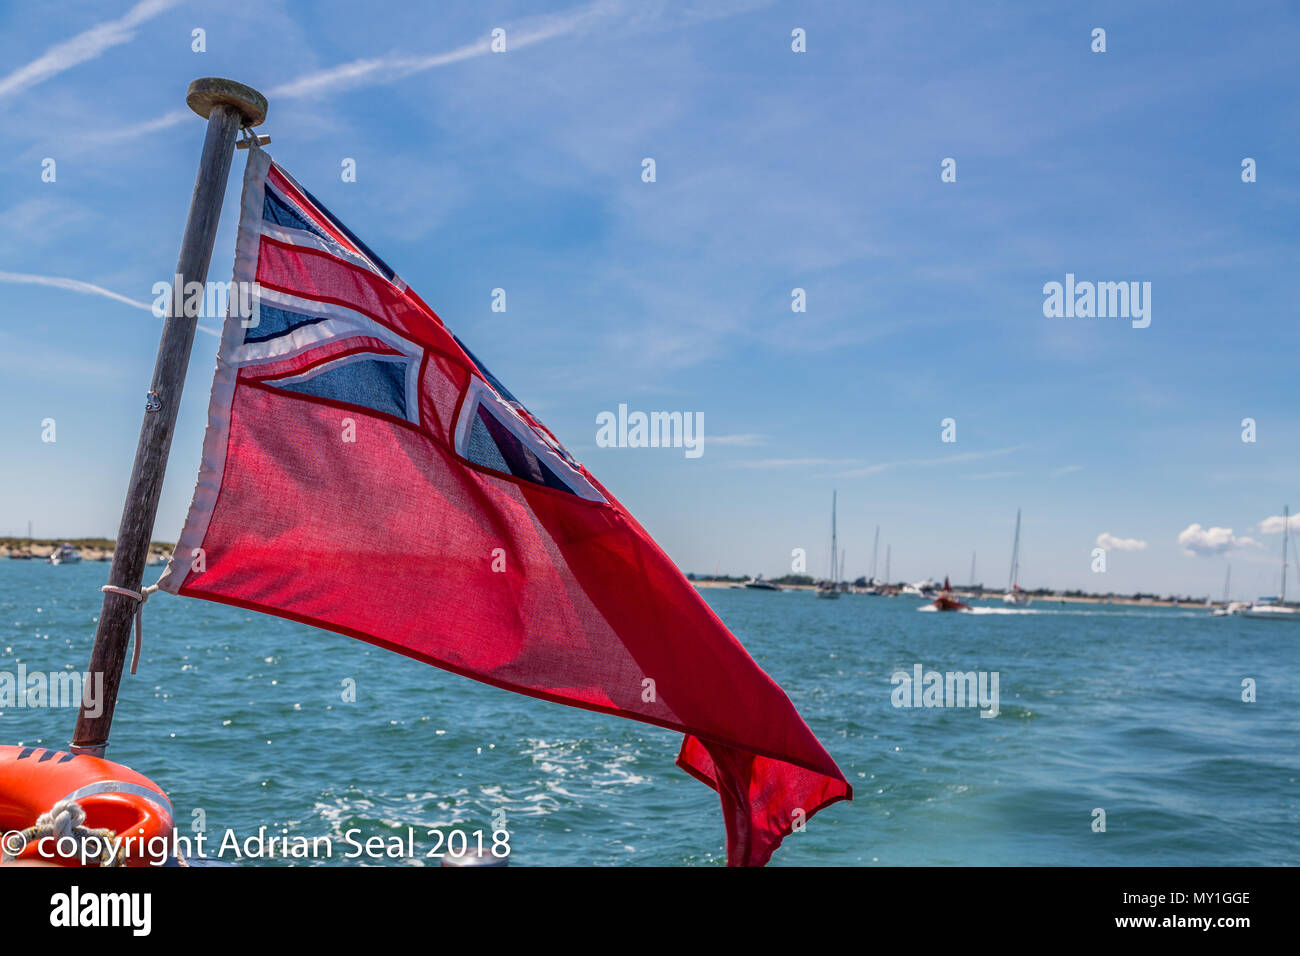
<box><xmin>732</xmin><ymin>457</ymin><xmax>856</xmax><ymax>470</ymax></box>
<box><xmin>1096</xmin><ymin>532</ymin><xmax>1147</xmax><ymax>552</ymax></box>
<box><xmin>0</xmin><ymin>0</ymin><xmax>176</xmax><ymax>100</ymax></box>
<box><xmin>0</xmin><ymin>198</ymin><xmax>94</xmax><ymax>257</ymax></box>
<box><xmin>708</xmin><ymin>433</ymin><xmax>767</xmax><ymax>447</ymax></box>
<box><xmin>0</xmin><ymin>270</ymin><xmax>152</xmax><ymax>311</ymax></box>
<box><xmin>831</xmin><ymin>444</ymin><xmax>1026</xmax><ymax>479</ymax></box>
<box><xmin>94</xmin><ymin>2</ymin><xmax>616</xmax><ymax>143</ymax></box>
<box><xmin>267</xmin><ymin>1</ymin><xmax>605</xmax><ymax>100</ymax></box>
<box><xmin>730</xmin><ymin>444</ymin><xmax>1026</xmax><ymax>476</ymax></box>
<box><xmin>0</xmin><ymin>271</ymin><xmax>219</xmax><ymax>337</ymax></box>
<box><xmin>1177</xmin><ymin>524</ymin><xmax>1257</xmax><ymax>556</ymax></box>
<box><xmin>0</xmin><ymin>330</ymin><xmax>125</xmax><ymax>384</ymax></box>
<box><xmin>1050</xmin><ymin>464</ymin><xmax>1083</xmax><ymax>478</ymax></box>
<box><xmin>1256</xmin><ymin>512</ymin><xmax>1300</xmax><ymax>534</ymax></box>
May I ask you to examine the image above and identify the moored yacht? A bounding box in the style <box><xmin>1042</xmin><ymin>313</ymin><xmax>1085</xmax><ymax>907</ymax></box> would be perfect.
<box><xmin>1242</xmin><ymin>505</ymin><xmax>1300</xmax><ymax>621</ymax></box>
<box><xmin>1209</xmin><ymin>566</ymin><xmax>1240</xmax><ymax>616</ymax></box>
<box><xmin>815</xmin><ymin>491</ymin><xmax>841</xmax><ymax>599</ymax></box>
<box><xmin>1240</xmin><ymin>601</ymin><xmax>1298</xmax><ymax>620</ymax></box>
<box><xmin>901</xmin><ymin>579</ymin><xmax>937</xmax><ymax>598</ymax></box>
<box><xmin>1002</xmin><ymin>509</ymin><xmax>1031</xmax><ymax>606</ymax></box>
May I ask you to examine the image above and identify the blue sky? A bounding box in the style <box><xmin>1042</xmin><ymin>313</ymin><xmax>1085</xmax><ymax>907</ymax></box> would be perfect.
<box><xmin>1</xmin><ymin>0</ymin><xmax>1297</xmax><ymax>599</ymax></box>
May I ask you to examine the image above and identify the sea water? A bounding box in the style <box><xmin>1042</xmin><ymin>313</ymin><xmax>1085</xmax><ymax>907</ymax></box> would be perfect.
<box><xmin>2</xmin><ymin>563</ymin><xmax>1295</xmax><ymax>865</ymax></box>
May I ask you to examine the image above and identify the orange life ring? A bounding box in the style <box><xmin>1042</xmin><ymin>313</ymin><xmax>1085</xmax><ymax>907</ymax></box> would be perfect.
<box><xmin>0</xmin><ymin>744</ymin><xmax>174</xmax><ymax>867</ymax></box>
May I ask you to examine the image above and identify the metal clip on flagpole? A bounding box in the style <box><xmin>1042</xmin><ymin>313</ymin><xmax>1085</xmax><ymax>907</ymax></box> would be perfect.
<box><xmin>71</xmin><ymin>78</ymin><xmax>268</xmax><ymax>757</ymax></box>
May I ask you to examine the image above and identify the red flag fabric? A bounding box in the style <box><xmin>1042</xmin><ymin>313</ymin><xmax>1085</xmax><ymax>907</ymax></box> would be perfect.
<box><xmin>159</xmin><ymin>147</ymin><xmax>851</xmax><ymax>865</ymax></box>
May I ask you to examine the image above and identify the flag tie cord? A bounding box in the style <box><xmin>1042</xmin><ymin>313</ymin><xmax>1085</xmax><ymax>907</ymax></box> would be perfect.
<box><xmin>100</xmin><ymin>584</ymin><xmax>160</xmax><ymax>675</ymax></box>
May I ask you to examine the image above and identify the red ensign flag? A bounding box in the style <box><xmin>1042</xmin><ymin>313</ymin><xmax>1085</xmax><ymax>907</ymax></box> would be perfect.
<box><xmin>159</xmin><ymin>147</ymin><xmax>851</xmax><ymax>865</ymax></box>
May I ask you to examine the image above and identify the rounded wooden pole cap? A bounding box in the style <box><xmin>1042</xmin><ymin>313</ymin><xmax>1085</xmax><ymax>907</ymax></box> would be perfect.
<box><xmin>185</xmin><ymin>77</ymin><xmax>268</xmax><ymax>127</ymax></box>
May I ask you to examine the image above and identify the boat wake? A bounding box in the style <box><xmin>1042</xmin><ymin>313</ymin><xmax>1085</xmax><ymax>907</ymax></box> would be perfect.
<box><xmin>916</xmin><ymin>604</ymin><xmax>1030</xmax><ymax>614</ymax></box>
<box><xmin>914</xmin><ymin>603</ymin><xmax>1211</xmax><ymax>618</ymax></box>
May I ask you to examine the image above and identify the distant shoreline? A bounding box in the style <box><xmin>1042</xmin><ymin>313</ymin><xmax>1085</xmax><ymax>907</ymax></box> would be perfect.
<box><xmin>1</xmin><ymin>538</ymin><xmax>172</xmax><ymax>563</ymax></box>
<box><xmin>690</xmin><ymin>579</ymin><xmax>1207</xmax><ymax>609</ymax></box>
<box><xmin>0</xmin><ymin>539</ymin><xmax>1213</xmax><ymax>608</ymax></box>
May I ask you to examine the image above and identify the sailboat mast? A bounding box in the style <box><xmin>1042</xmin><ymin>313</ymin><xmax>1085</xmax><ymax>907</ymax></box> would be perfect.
<box><xmin>885</xmin><ymin>545</ymin><xmax>891</xmax><ymax>584</ymax></box>
<box><xmin>871</xmin><ymin>525</ymin><xmax>880</xmax><ymax>581</ymax></box>
<box><xmin>1008</xmin><ymin>508</ymin><xmax>1022</xmax><ymax>590</ymax></box>
<box><xmin>1282</xmin><ymin>504</ymin><xmax>1289</xmax><ymax>604</ymax></box>
<box><xmin>830</xmin><ymin>491</ymin><xmax>837</xmax><ymax>582</ymax></box>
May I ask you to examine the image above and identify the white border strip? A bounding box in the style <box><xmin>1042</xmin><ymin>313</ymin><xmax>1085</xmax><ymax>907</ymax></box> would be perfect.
<box><xmin>157</xmin><ymin>147</ymin><xmax>271</xmax><ymax>594</ymax></box>
<box><xmin>235</xmin><ymin>288</ymin><xmax>423</xmax><ymax>427</ymax></box>
<box><xmin>260</xmin><ymin>220</ymin><xmax>376</xmax><ymax>274</ymax></box>
<box><xmin>262</xmin><ymin>177</ymin><xmax>374</xmax><ymax>271</ymax></box>
<box><xmin>237</xmin><ymin>287</ymin><xmax>422</xmax><ymax>366</ymax></box>
<box><xmin>455</xmin><ymin>377</ymin><xmax>606</xmax><ymax>504</ymax></box>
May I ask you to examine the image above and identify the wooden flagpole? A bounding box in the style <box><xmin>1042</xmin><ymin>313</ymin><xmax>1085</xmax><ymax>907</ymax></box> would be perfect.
<box><xmin>72</xmin><ymin>78</ymin><xmax>267</xmax><ymax>755</ymax></box>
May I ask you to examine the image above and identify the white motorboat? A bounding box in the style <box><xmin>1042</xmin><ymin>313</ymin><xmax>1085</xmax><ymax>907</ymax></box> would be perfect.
<box><xmin>48</xmin><ymin>543</ymin><xmax>83</xmax><ymax>565</ymax></box>
<box><xmin>1211</xmin><ymin>601</ymin><xmax>1249</xmax><ymax>617</ymax></box>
